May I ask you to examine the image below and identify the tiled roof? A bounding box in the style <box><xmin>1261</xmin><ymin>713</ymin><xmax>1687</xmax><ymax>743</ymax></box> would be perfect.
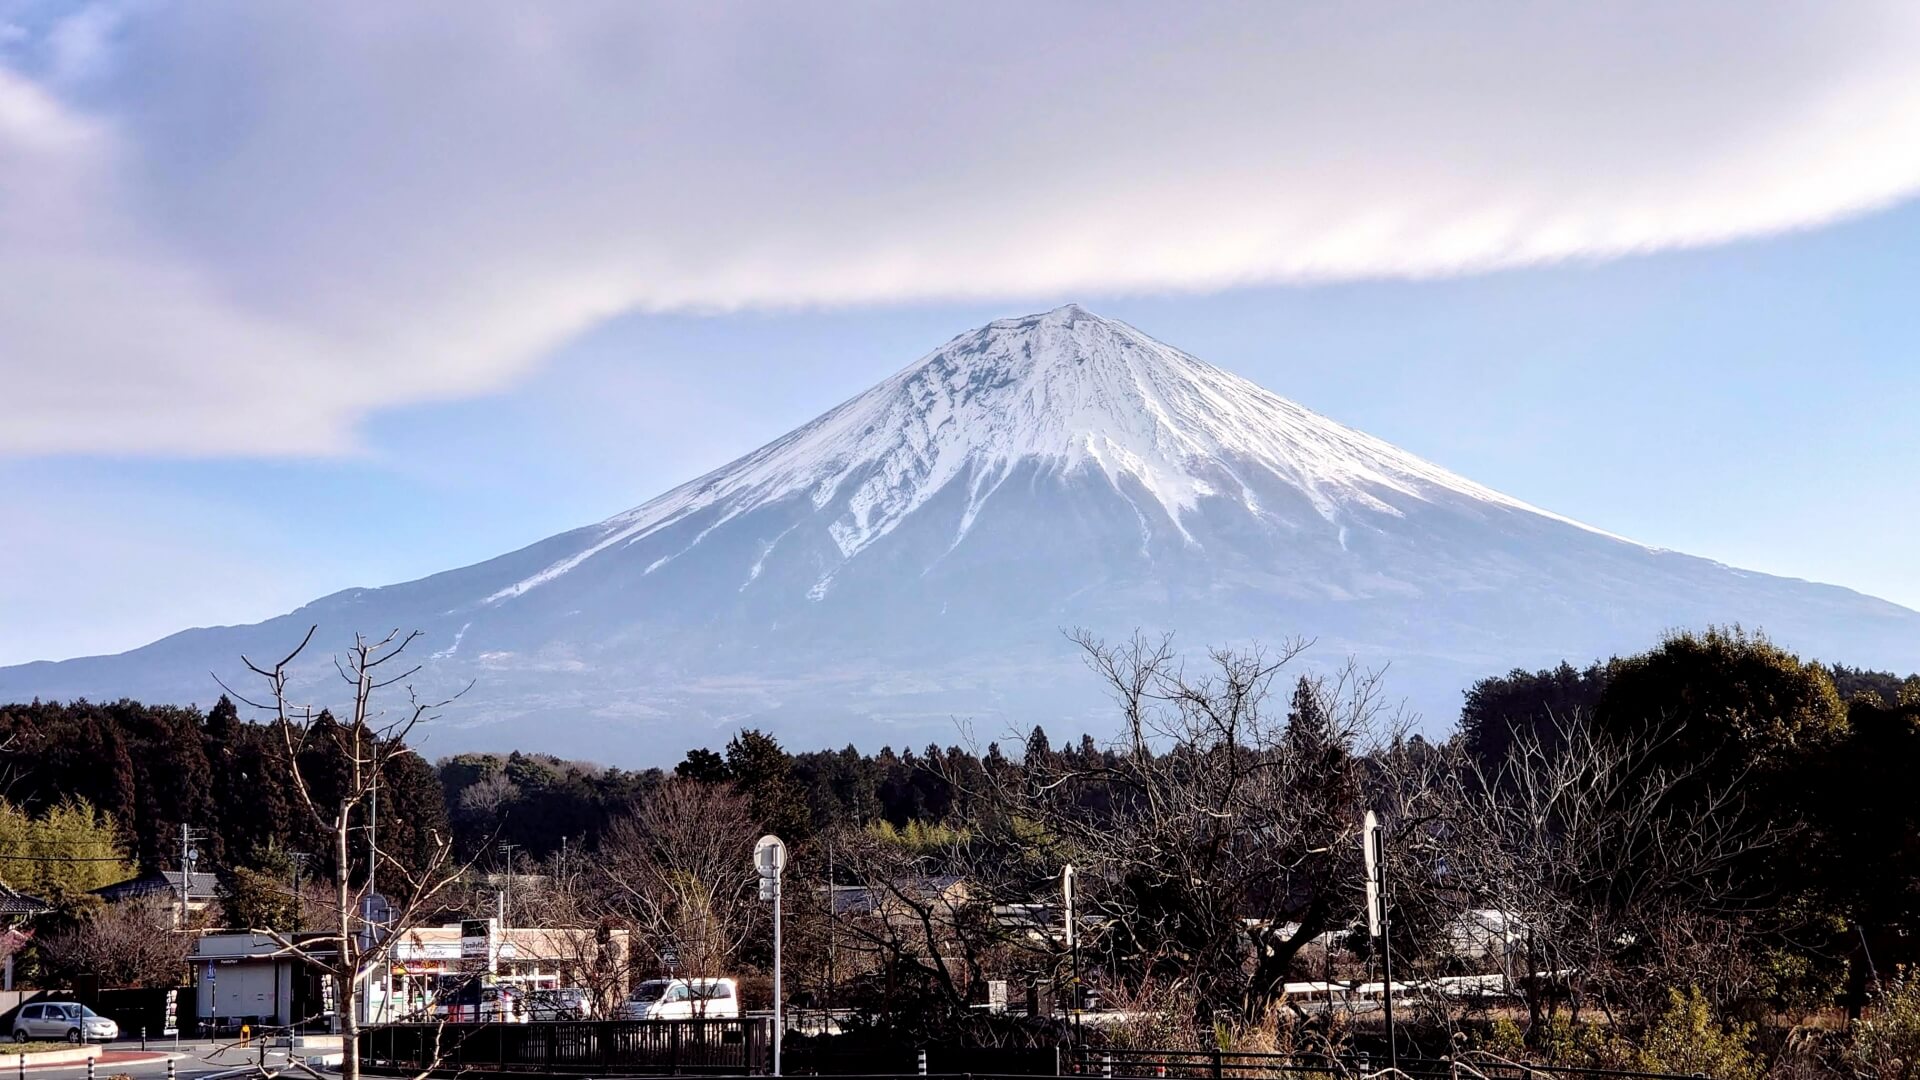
<box><xmin>0</xmin><ymin>883</ymin><xmax>48</xmax><ymax>916</ymax></box>
<box><xmin>823</xmin><ymin>875</ymin><xmax>966</xmax><ymax>916</ymax></box>
<box><xmin>92</xmin><ymin>870</ymin><xmax>219</xmax><ymax>904</ymax></box>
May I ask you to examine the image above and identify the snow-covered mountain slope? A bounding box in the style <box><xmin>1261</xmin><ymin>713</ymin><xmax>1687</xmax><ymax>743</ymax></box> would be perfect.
<box><xmin>5</xmin><ymin>305</ymin><xmax>1917</xmax><ymax>761</ymax></box>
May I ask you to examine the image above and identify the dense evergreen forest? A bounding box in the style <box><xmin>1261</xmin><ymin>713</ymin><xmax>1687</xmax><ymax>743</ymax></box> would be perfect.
<box><xmin>0</xmin><ymin>693</ymin><xmax>1059</xmax><ymax>884</ymax></box>
<box><xmin>0</xmin><ymin>697</ymin><xmax>448</xmax><ymax>890</ymax></box>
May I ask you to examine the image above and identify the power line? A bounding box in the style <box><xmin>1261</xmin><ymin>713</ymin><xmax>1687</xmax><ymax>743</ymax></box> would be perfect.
<box><xmin>0</xmin><ymin>839</ymin><xmax>138</xmax><ymax>850</ymax></box>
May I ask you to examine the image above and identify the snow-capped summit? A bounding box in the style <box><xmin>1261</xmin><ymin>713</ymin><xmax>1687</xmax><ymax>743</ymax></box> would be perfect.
<box><xmin>491</xmin><ymin>303</ymin><xmax>1608</xmax><ymax>605</ymax></box>
<box><xmin>5</xmin><ymin>307</ymin><xmax>1917</xmax><ymax>761</ymax></box>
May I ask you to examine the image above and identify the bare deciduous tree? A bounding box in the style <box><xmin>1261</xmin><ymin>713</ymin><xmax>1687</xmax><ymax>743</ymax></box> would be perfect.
<box><xmin>598</xmin><ymin>780</ymin><xmax>761</xmax><ymax>999</ymax></box>
<box><xmin>977</xmin><ymin>631</ymin><xmax>1422</xmax><ymax>1027</ymax></box>
<box><xmin>815</xmin><ymin>823</ymin><xmax>1035</xmax><ymax>1039</ymax></box>
<box><xmin>1443</xmin><ymin>712</ymin><xmax>1770</xmax><ymax>1027</ymax></box>
<box><xmin>221</xmin><ymin>627</ymin><xmax>473</xmax><ymax>1080</ymax></box>
<box><xmin>512</xmin><ymin>860</ymin><xmax>632</xmax><ymax>1018</ymax></box>
<box><xmin>37</xmin><ymin>897</ymin><xmax>195</xmax><ymax>988</ymax></box>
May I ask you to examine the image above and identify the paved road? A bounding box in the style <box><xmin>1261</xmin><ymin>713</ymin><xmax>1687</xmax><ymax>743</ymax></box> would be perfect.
<box><xmin>7</xmin><ymin>1040</ymin><xmax>339</xmax><ymax>1080</ymax></box>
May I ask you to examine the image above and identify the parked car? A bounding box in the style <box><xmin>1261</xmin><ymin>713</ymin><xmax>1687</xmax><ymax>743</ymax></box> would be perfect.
<box><xmin>618</xmin><ymin>978</ymin><xmax>740</xmax><ymax>1020</ymax></box>
<box><xmin>12</xmin><ymin>1003</ymin><xmax>118</xmax><ymax>1044</ymax></box>
<box><xmin>526</xmin><ymin>987</ymin><xmax>593</xmax><ymax>1021</ymax></box>
<box><xmin>432</xmin><ymin>980</ymin><xmax>528</xmax><ymax>1023</ymax></box>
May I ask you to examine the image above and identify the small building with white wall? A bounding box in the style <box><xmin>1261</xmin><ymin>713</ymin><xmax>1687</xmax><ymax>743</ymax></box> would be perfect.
<box><xmin>190</xmin><ymin>932</ymin><xmax>338</xmax><ymax>1032</ymax></box>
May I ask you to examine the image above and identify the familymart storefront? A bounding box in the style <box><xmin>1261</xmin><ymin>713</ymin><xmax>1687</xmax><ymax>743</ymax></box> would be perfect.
<box><xmin>367</xmin><ymin>920</ymin><xmax>630</xmax><ymax>1022</ymax></box>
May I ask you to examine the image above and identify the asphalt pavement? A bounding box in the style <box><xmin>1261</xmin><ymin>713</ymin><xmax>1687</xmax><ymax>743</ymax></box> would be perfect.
<box><xmin>0</xmin><ymin>1040</ymin><xmax>340</xmax><ymax>1080</ymax></box>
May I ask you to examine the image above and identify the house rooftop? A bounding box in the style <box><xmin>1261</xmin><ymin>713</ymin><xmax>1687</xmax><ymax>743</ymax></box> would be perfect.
<box><xmin>93</xmin><ymin>870</ymin><xmax>219</xmax><ymax>904</ymax></box>
<box><xmin>821</xmin><ymin>875</ymin><xmax>966</xmax><ymax>916</ymax></box>
<box><xmin>0</xmin><ymin>882</ymin><xmax>49</xmax><ymax>916</ymax></box>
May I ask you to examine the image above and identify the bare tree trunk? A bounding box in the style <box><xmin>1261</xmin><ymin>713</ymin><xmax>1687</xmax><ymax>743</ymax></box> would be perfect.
<box><xmin>337</xmin><ymin>802</ymin><xmax>360</xmax><ymax>1080</ymax></box>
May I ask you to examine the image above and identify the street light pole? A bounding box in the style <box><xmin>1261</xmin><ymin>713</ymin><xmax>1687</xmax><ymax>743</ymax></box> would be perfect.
<box><xmin>755</xmin><ymin>835</ymin><xmax>787</xmax><ymax>1078</ymax></box>
<box><xmin>773</xmin><ymin>874</ymin><xmax>783</xmax><ymax>1076</ymax></box>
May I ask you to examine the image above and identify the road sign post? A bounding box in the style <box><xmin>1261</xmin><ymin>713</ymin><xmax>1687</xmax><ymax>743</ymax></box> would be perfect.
<box><xmin>1363</xmin><ymin>810</ymin><xmax>1396</xmax><ymax>1077</ymax></box>
<box><xmin>755</xmin><ymin>835</ymin><xmax>788</xmax><ymax>1077</ymax></box>
<box><xmin>1061</xmin><ymin>865</ymin><xmax>1080</xmax><ymax>1038</ymax></box>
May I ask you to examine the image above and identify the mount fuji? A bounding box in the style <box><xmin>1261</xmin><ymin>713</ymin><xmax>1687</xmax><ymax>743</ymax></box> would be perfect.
<box><xmin>7</xmin><ymin>305</ymin><xmax>1918</xmax><ymax>761</ymax></box>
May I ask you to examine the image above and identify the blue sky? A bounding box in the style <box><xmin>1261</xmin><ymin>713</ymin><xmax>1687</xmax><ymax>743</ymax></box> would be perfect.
<box><xmin>4</xmin><ymin>3</ymin><xmax>1920</xmax><ymax>665</ymax></box>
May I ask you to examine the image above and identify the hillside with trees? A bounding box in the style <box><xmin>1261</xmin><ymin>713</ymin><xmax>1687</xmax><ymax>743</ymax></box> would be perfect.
<box><xmin>0</xmin><ymin>627</ymin><xmax>1917</xmax><ymax>1074</ymax></box>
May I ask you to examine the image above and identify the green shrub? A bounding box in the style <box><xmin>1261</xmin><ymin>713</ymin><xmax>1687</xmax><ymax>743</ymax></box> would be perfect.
<box><xmin>1471</xmin><ymin>1014</ymin><xmax>1621</xmax><ymax>1069</ymax></box>
<box><xmin>865</xmin><ymin>819</ymin><xmax>969</xmax><ymax>853</ymax></box>
<box><xmin>1474</xmin><ymin>991</ymin><xmax>1758</xmax><ymax>1078</ymax></box>
<box><xmin>1853</xmin><ymin>978</ymin><xmax>1920</xmax><ymax>1080</ymax></box>
<box><xmin>1634</xmin><ymin>987</ymin><xmax>1760</xmax><ymax>1080</ymax></box>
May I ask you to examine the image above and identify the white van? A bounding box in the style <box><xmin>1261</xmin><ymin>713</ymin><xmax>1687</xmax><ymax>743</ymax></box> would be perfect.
<box><xmin>618</xmin><ymin>978</ymin><xmax>740</xmax><ymax>1020</ymax></box>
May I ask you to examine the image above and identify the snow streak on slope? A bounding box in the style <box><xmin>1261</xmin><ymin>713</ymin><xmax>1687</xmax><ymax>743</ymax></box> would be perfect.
<box><xmin>487</xmin><ymin>305</ymin><xmax>1627</xmax><ymax>604</ymax></box>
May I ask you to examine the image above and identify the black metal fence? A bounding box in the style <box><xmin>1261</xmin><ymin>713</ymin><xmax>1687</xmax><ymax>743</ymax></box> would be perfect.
<box><xmin>1065</xmin><ymin>1049</ymin><xmax>1334</xmax><ymax>1079</ymax></box>
<box><xmin>1060</xmin><ymin>1049</ymin><xmax>1706</xmax><ymax>1080</ymax></box>
<box><xmin>361</xmin><ymin>1025</ymin><xmax>1710</xmax><ymax>1080</ymax></box>
<box><xmin>359</xmin><ymin>1018</ymin><xmax>774</xmax><ymax>1076</ymax></box>
<box><xmin>785</xmin><ymin>1044</ymin><xmax>1064</xmax><ymax>1076</ymax></box>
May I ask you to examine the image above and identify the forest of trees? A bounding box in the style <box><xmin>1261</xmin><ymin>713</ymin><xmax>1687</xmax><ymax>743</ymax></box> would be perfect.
<box><xmin>1</xmin><ymin>626</ymin><xmax>1918</xmax><ymax>1076</ymax></box>
<box><xmin>0</xmin><ymin>696</ymin><xmax>449</xmax><ymax>889</ymax></box>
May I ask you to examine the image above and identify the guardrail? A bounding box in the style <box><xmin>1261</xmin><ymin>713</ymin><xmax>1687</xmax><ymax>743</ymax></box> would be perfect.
<box><xmin>359</xmin><ymin>1018</ymin><xmax>774</xmax><ymax>1076</ymax></box>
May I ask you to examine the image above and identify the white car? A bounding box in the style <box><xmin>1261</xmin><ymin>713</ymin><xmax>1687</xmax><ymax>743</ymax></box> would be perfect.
<box><xmin>618</xmin><ymin>978</ymin><xmax>739</xmax><ymax>1020</ymax></box>
<box><xmin>526</xmin><ymin>988</ymin><xmax>593</xmax><ymax>1021</ymax></box>
<box><xmin>12</xmin><ymin>1003</ymin><xmax>118</xmax><ymax>1044</ymax></box>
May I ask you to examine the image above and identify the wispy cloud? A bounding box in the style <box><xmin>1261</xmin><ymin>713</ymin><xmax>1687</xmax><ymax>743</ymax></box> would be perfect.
<box><xmin>5</xmin><ymin>1</ymin><xmax>1920</xmax><ymax>456</ymax></box>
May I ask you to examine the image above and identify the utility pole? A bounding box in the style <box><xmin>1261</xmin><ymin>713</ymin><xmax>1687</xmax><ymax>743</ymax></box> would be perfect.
<box><xmin>180</xmin><ymin>823</ymin><xmax>189</xmax><ymax>929</ymax></box>
<box><xmin>178</xmin><ymin>824</ymin><xmax>203</xmax><ymax>931</ymax></box>
<box><xmin>1062</xmin><ymin>864</ymin><xmax>1080</xmax><ymax>1041</ymax></box>
<box><xmin>1324</xmin><ymin>929</ymin><xmax>1335</xmax><ymax>1023</ymax></box>
<box><xmin>290</xmin><ymin>852</ymin><xmax>309</xmax><ymax>930</ymax></box>
<box><xmin>497</xmin><ymin>842</ymin><xmax>518</xmax><ymax>931</ymax></box>
<box><xmin>825</xmin><ymin>839</ymin><xmax>834</xmax><ymax>1015</ymax></box>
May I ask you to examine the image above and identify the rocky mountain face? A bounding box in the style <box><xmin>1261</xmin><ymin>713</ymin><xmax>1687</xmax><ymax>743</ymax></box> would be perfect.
<box><xmin>6</xmin><ymin>305</ymin><xmax>1916</xmax><ymax>761</ymax></box>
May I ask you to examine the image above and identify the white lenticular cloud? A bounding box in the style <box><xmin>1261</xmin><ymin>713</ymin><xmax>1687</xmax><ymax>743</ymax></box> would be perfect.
<box><xmin>4</xmin><ymin>1</ymin><xmax>1920</xmax><ymax>455</ymax></box>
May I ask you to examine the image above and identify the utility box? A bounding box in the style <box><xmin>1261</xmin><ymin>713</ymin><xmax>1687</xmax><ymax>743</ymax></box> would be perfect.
<box><xmin>1026</xmin><ymin>979</ymin><xmax>1053</xmax><ymax>1018</ymax></box>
